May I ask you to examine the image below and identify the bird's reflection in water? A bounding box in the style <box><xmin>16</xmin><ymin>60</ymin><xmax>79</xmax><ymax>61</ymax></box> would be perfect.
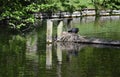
<box><xmin>56</xmin><ymin>42</ymin><xmax>85</xmax><ymax>62</ymax></box>
<box><xmin>56</xmin><ymin>42</ymin><xmax>120</xmax><ymax>62</ymax></box>
<box><xmin>54</xmin><ymin>42</ymin><xmax>120</xmax><ymax>77</ymax></box>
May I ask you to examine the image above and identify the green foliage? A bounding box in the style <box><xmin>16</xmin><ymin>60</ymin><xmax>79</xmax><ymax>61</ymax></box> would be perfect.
<box><xmin>91</xmin><ymin>0</ymin><xmax>120</xmax><ymax>9</ymax></box>
<box><xmin>0</xmin><ymin>0</ymin><xmax>119</xmax><ymax>31</ymax></box>
<box><xmin>105</xmin><ymin>0</ymin><xmax>120</xmax><ymax>9</ymax></box>
<box><xmin>25</xmin><ymin>3</ymin><xmax>40</xmax><ymax>12</ymax></box>
<box><xmin>60</xmin><ymin>0</ymin><xmax>83</xmax><ymax>12</ymax></box>
<box><xmin>0</xmin><ymin>0</ymin><xmax>36</xmax><ymax>31</ymax></box>
<box><xmin>90</xmin><ymin>0</ymin><xmax>120</xmax><ymax>15</ymax></box>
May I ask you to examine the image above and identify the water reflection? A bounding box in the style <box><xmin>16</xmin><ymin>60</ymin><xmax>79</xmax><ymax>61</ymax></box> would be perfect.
<box><xmin>46</xmin><ymin>44</ymin><xmax>52</xmax><ymax>69</ymax></box>
<box><xmin>56</xmin><ymin>43</ymin><xmax>62</xmax><ymax>64</ymax></box>
<box><xmin>57</xmin><ymin>63</ymin><xmax>62</xmax><ymax>77</ymax></box>
<box><xmin>56</xmin><ymin>43</ymin><xmax>120</xmax><ymax>77</ymax></box>
<box><xmin>56</xmin><ymin>42</ymin><xmax>120</xmax><ymax>63</ymax></box>
<box><xmin>59</xmin><ymin>43</ymin><xmax>85</xmax><ymax>62</ymax></box>
<box><xmin>26</xmin><ymin>30</ymin><xmax>38</xmax><ymax>52</ymax></box>
<box><xmin>0</xmin><ymin>16</ymin><xmax>120</xmax><ymax>77</ymax></box>
<box><xmin>26</xmin><ymin>30</ymin><xmax>38</xmax><ymax>62</ymax></box>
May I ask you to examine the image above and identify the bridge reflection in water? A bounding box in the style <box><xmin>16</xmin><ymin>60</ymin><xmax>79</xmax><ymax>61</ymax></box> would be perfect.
<box><xmin>25</xmin><ymin>30</ymin><xmax>120</xmax><ymax>77</ymax></box>
<box><xmin>25</xmin><ymin>16</ymin><xmax>120</xmax><ymax>77</ymax></box>
<box><xmin>45</xmin><ymin>41</ymin><xmax>120</xmax><ymax>77</ymax></box>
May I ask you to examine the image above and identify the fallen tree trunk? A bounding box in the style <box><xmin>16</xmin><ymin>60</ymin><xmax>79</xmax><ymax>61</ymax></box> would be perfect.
<box><xmin>75</xmin><ymin>37</ymin><xmax>120</xmax><ymax>46</ymax></box>
<box><xmin>57</xmin><ymin>32</ymin><xmax>120</xmax><ymax>46</ymax></box>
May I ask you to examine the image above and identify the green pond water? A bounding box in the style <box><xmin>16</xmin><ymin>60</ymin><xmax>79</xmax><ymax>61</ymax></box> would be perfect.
<box><xmin>0</xmin><ymin>16</ymin><xmax>120</xmax><ymax>77</ymax></box>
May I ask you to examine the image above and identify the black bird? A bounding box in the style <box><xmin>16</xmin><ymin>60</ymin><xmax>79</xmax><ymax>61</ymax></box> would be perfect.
<box><xmin>68</xmin><ymin>28</ymin><xmax>79</xmax><ymax>33</ymax></box>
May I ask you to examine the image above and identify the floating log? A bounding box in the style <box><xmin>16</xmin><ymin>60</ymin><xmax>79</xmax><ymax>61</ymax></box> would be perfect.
<box><xmin>57</xmin><ymin>32</ymin><xmax>120</xmax><ymax>46</ymax></box>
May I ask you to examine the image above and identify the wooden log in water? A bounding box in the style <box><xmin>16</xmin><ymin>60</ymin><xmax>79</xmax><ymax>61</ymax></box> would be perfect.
<box><xmin>75</xmin><ymin>38</ymin><xmax>120</xmax><ymax>46</ymax></box>
<box><xmin>58</xmin><ymin>32</ymin><xmax>120</xmax><ymax>46</ymax></box>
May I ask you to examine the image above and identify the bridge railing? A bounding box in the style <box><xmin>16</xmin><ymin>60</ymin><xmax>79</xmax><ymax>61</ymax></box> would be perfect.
<box><xmin>34</xmin><ymin>10</ymin><xmax>120</xmax><ymax>19</ymax></box>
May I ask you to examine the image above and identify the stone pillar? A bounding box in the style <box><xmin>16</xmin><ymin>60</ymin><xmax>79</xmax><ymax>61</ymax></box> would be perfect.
<box><xmin>46</xmin><ymin>44</ymin><xmax>52</xmax><ymax>69</ymax></box>
<box><xmin>57</xmin><ymin>20</ymin><xmax>63</xmax><ymax>41</ymax></box>
<box><xmin>67</xmin><ymin>19</ymin><xmax>72</xmax><ymax>30</ymax></box>
<box><xmin>46</xmin><ymin>19</ymin><xmax>53</xmax><ymax>43</ymax></box>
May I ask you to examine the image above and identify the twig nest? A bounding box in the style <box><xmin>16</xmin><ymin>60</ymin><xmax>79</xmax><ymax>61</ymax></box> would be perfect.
<box><xmin>58</xmin><ymin>32</ymin><xmax>86</xmax><ymax>42</ymax></box>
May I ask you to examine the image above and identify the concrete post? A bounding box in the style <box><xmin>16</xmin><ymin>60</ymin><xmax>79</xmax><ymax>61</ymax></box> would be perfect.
<box><xmin>46</xmin><ymin>19</ymin><xmax>53</xmax><ymax>43</ymax></box>
<box><xmin>67</xmin><ymin>19</ymin><xmax>72</xmax><ymax>30</ymax></box>
<box><xmin>57</xmin><ymin>20</ymin><xmax>63</xmax><ymax>41</ymax></box>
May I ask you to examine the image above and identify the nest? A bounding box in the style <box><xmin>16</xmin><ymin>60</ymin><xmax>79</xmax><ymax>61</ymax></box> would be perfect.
<box><xmin>58</xmin><ymin>32</ymin><xmax>86</xmax><ymax>42</ymax></box>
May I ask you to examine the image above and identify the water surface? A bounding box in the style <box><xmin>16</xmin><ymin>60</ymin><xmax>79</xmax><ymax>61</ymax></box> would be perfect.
<box><xmin>0</xmin><ymin>16</ymin><xmax>120</xmax><ymax>77</ymax></box>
